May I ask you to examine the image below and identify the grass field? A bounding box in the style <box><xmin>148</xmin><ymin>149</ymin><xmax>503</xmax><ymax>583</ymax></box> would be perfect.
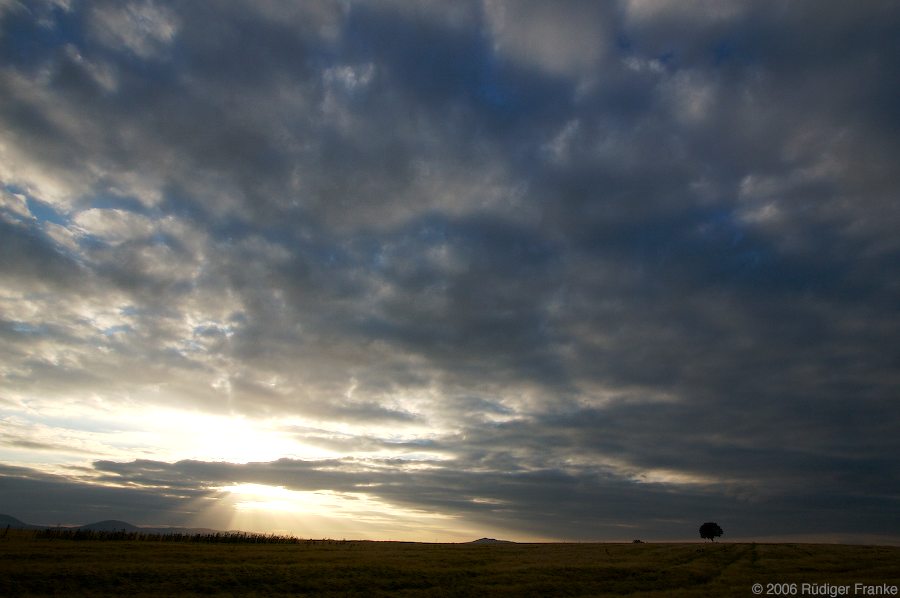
<box><xmin>1</xmin><ymin>531</ymin><xmax>898</xmax><ymax>596</ymax></box>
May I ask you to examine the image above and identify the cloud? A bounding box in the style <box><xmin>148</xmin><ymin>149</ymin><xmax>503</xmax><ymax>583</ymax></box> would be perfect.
<box><xmin>90</xmin><ymin>1</ymin><xmax>179</xmax><ymax>59</ymax></box>
<box><xmin>483</xmin><ymin>0</ymin><xmax>611</xmax><ymax>78</ymax></box>
<box><xmin>0</xmin><ymin>464</ymin><xmax>218</xmax><ymax>527</ymax></box>
<box><xmin>624</xmin><ymin>0</ymin><xmax>745</xmax><ymax>27</ymax></box>
<box><xmin>0</xmin><ymin>0</ymin><xmax>898</xmax><ymax>541</ymax></box>
<box><xmin>3</xmin><ymin>447</ymin><xmax>898</xmax><ymax>541</ymax></box>
<box><xmin>73</xmin><ymin>208</ymin><xmax>155</xmax><ymax>243</ymax></box>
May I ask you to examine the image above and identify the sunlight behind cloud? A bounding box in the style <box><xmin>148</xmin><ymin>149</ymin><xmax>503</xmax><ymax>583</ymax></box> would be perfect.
<box><xmin>218</xmin><ymin>483</ymin><xmax>479</xmax><ymax>542</ymax></box>
<box><xmin>0</xmin><ymin>400</ymin><xmax>335</xmax><ymax>466</ymax></box>
<box><xmin>132</xmin><ymin>410</ymin><xmax>329</xmax><ymax>464</ymax></box>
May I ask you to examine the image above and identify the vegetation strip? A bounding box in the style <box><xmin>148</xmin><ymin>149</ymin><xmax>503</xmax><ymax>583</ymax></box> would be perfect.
<box><xmin>2</xmin><ymin>530</ymin><xmax>898</xmax><ymax>596</ymax></box>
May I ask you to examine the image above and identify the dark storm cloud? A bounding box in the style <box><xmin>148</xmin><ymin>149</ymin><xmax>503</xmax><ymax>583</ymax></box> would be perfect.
<box><xmin>1</xmin><ymin>0</ymin><xmax>899</xmax><ymax>540</ymax></box>
<box><xmin>1</xmin><ymin>458</ymin><xmax>742</xmax><ymax>539</ymax></box>
<box><xmin>0</xmin><ymin>464</ymin><xmax>217</xmax><ymax>527</ymax></box>
<box><xmin>0</xmin><ymin>218</ymin><xmax>83</xmax><ymax>289</ymax></box>
<box><xmin>4</xmin><ymin>451</ymin><xmax>897</xmax><ymax>540</ymax></box>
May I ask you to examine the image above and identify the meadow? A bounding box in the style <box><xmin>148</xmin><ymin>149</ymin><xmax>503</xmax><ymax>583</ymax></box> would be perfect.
<box><xmin>1</xmin><ymin>530</ymin><xmax>898</xmax><ymax>596</ymax></box>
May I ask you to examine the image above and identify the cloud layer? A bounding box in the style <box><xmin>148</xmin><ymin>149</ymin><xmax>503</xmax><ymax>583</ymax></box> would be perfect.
<box><xmin>1</xmin><ymin>0</ymin><xmax>899</xmax><ymax>541</ymax></box>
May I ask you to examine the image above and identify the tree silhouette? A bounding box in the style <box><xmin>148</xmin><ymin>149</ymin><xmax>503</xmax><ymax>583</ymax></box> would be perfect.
<box><xmin>699</xmin><ymin>522</ymin><xmax>723</xmax><ymax>542</ymax></box>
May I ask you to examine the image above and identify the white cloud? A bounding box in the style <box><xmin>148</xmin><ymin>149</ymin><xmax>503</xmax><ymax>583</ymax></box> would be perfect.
<box><xmin>250</xmin><ymin>0</ymin><xmax>344</xmax><ymax>41</ymax></box>
<box><xmin>0</xmin><ymin>0</ymin><xmax>22</xmax><ymax>18</ymax></box>
<box><xmin>64</xmin><ymin>45</ymin><xmax>117</xmax><ymax>92</ymax></box>
<box><xmin>0</xmin><ymin>189</ymin><xmax>31</xmax><ymax>221</ymax></box>
<box><xmin>661</xmin><ymin>70</ymin><xmax>717</xmax><ymax>125</ymax></box>
<box><xmin>90</xmin><ymin>1</ymin><xmax>179</xmax><ymax>59</ymax></box>
<box><xmin>320</xmin><ymin>63</ymin><xmax>377</xmax><ymax>132</ymax></box>
<box><xmin>0</xmin><ymin>69</ymin><xmax>104</xmax><ymax>209</ymax></box>
<box><xmin>324</xmin><ymin>63</ymin><xmax>375</xmax><ymax>93</ymax></box>
<box><xmin>73</xmin><ymin>208</ymin><xmax>155</xmax><ymax>244</ymax></box>
<box><xmin>624</xmin><ymin>0</ymin><xmax>745</xmax><ymax>26</ymax></box>
<box><xmin>41</xmin><ymin>221</ymin><xmax>80</xmax><ymax>252</ymax></box>
<box><xmin>483</xmin><ymin>0</ymin><xmax>609</xmax><ymax>78</ymax></box>
<box><xmin>622</xmin><ymin>56</ymin><xmax>665</xmax><ymax>75</ymax></box>
<box><xmin>543</xmin><ymin>119</ymin><xmax>581</xmax><ymax>165</ymax></box>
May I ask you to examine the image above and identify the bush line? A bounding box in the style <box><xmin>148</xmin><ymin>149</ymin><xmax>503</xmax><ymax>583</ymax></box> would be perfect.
<box><xmin>31</xmin><ymin>528</ymin><xmax>340</xmax><ymax>544</ymax></box>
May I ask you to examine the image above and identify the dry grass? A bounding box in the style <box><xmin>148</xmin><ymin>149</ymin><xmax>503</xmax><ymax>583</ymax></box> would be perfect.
<box><xmin>1</xmin><ymin>530</ymin><xmax>898</xmax><ymax>596</ymax></box>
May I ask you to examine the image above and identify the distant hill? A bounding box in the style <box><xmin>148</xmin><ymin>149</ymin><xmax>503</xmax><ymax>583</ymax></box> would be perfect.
<box><xmin>0</xmin><ymin>514</ymin><xmax>42</xmax><ymax>530</ymax></box>
<box><xmin>0</xmin><ymin>514</ymin><xmax>217</xmax><ymax>535</ymax></box>
<box><xmin>79</xmin><ymin>520</ymin><xmax>142</xmax><ymax>532</ymax></box>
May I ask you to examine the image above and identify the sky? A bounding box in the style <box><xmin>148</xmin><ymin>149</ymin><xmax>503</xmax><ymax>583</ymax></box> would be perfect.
<box><xmin>1</xmin><ymin>0</ymin><xmax>899</xmax><ymax>543</ymax></box>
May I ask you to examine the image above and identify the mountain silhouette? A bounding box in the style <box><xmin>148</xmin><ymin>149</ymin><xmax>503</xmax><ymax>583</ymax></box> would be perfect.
<box><xmin>0</xmin><ymin>514</ymin><xmax>41</xmax><ymax>529</ymax></box>
<box><xmin>0</xmin><ymin>514</ymin><xmax>216</xmax><ymax>535</ymax></box>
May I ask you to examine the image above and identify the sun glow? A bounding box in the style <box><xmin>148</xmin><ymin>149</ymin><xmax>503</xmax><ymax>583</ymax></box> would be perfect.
<box><xmin>126</xmin><ymin>409</ymin><xmax>335</xmax><ymax>463</ymax></box>
<box><xmin>217</xmin><ymin>483</ymin><xmax>481</xmax><ymax>541</ymax></box>
<box><xmin>221</xmin><ymin>483</ymin><xmax>318</xmax><ymax>513</ymax></box>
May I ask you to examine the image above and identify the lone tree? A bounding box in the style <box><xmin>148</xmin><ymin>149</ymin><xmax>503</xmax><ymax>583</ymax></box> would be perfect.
<box><xmin>699</xmin><ymin>522</ymin><xmax>723</xmax><ymax>542</ymax></box>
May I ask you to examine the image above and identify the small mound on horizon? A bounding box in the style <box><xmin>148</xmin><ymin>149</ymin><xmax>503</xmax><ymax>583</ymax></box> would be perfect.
<box><xmin>79</xmin><ymin>520</ymin><xmax>142</xmax><ymax>532</ymax></box>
